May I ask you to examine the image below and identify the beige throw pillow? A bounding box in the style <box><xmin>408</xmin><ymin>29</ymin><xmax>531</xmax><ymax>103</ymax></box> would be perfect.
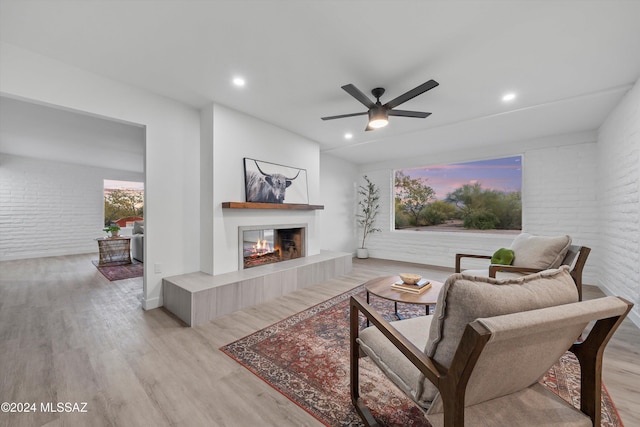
<box><xmin>509</xmin><ymin>233</ymin><xmax>571</xmax><ymax>269</ymax></box>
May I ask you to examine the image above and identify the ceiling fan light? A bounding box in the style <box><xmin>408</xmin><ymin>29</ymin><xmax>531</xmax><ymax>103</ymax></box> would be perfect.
<box><xmin>369</xmin><ymin>118</ymin><xmax>388</xmax><ymax>129</ymax></box>
<box><xmin>368</xmin><ymin>108</ymin><xmax>389</xmax><ymax>129</ymax></box>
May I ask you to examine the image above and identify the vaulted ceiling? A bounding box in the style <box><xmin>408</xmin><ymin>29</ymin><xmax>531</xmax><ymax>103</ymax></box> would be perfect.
<box><xmin>1</xmin><ymin>1</ymin><xmax>639</xmax><ymax>165</ymax></box>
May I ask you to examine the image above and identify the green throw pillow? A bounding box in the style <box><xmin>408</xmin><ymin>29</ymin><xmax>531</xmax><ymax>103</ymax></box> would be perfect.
<box><xmin>491</xmin><ymin>248</ymin><xmax>514</xmax><ymax>265</ymax></box>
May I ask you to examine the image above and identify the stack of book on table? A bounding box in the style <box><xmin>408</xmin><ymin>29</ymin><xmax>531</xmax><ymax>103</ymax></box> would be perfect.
<box><xmin>391</xmin><ymin>279</ymin><xmax>432</xmax><ymax>294</ymax></box>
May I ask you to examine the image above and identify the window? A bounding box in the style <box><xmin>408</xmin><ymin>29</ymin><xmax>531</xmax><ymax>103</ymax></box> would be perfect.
<box><xmin>394</xmin><ymin>156</ymin><xmax>522</xmax><ymax>232</ymax></box>
<box><xmin>104</xmin><ymin>180</ymin><xmax>144</xmax><ymax>227</ymax></box>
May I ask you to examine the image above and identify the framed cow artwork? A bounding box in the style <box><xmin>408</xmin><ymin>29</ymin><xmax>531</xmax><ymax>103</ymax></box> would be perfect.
<box><xmin>243</xmin><ymin>158</ymin><xmax>309</xmax><ymax>204</ymax></box>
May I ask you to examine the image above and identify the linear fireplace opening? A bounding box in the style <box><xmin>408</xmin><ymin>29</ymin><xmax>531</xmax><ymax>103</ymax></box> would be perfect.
<box><xmin>239</xmin><ymin>224</ymin><xmax>306</xmax><ymax>269</ymax></box>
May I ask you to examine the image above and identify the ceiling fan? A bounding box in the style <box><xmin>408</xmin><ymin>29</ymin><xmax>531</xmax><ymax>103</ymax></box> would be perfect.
<box><xmin>321</xmin><ymin>79</ymin><xmax>439</xmax><ymax>131</ymax></box>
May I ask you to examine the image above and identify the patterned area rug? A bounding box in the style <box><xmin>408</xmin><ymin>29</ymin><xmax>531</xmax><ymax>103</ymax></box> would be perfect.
<box><xmin>92</xmin><ymin>260</ymin><xmax>143</xmax><ymax>281</ymax></box>
<box><xmin>221</xmin><ymin>285</ymin><xmax>623</xmax><ymax>427</ymax></box>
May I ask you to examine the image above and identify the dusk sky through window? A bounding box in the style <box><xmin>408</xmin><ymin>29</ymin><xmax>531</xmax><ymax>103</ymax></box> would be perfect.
<box><xmin>104</xmin><ymin>180</ymin><xmax>144</xmax><ymax>191</ymax></box>
<box><xmin>397</xmin><ymin>156</ymin><xmax>522</xmax><ymax>200</ymax></box>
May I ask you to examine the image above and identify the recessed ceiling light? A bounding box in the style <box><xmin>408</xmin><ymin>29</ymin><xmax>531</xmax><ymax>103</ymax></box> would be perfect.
<box><xmin>232</xmin><ymin>77</ymin><xmax>246</xmax><ymax>87</ymax></box>
<box><xmin>344</xmin><ymin>133</ymin><xmax>353</xmax><ymax>140</ymax></box>
<box><xmin>502</xmin><ymin>92</ymin><xmax>516</xmax><ymax>102</ymax></box>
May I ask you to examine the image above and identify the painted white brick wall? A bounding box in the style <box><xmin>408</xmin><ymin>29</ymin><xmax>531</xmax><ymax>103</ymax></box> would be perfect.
<box><xmin>597</xmin><ymin>79</ymin><xmax>640</xmax><ymax>325</ymax></box>
<box><xmin>0</xmin><ymin>153</ymin><xmax>143</xmax><ymax>261</ymax></box>
<box><xmin>523</xmin><ymin>143</ymin><xmax>599</xmax><ymax>282</ymax></box>
<box><xmin>360</xmin><ymin>142</ymin><xmax>599</xmax><ymax>283</ymax></box>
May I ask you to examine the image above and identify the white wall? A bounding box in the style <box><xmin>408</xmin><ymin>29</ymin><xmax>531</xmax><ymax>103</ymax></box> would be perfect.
<box><xmin>0</xmin><ymin>42</ymin><xmax>200</xmax><ymax>310</ymax></box>
<box><xmin>0</xmin><ymin>153</ymin><xmax>143</xmax><ymax>260</ymax></box>
<box><xmin>359</xmin><ymin>133</ymin><xmax>599</xmax><ymax>283</ymax></box>
<box><xmin>200</xmin><ymin>104</ymin><xmax>215</xmax><ymax>275</ymax></box>
<box><xmin>204</xmin><ymin>103</ymin><xmax>322</xmax><ymax>275</ymax></box>
<box><xmin>319</xmin><ymin>153</ymin><xmax>358</xmax><ymax>253</ymax></box>
<box><xmin>597</xmin><ymin>78</ymin><xmax>640</xmax><ymax>325</ymax></box>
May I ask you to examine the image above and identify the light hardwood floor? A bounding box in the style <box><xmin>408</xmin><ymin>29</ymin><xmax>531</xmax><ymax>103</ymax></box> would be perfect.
<box><xmin>0</xmin><ymin>254</ymin><xmax>638</xmax><ymax>426</ymax></box>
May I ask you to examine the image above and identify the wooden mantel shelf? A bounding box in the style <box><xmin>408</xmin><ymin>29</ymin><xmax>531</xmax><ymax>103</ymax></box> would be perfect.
<box><xmin>222</xmin><ymin>202</ymin><xmax>324</xmax><ymax>210</ymax></box>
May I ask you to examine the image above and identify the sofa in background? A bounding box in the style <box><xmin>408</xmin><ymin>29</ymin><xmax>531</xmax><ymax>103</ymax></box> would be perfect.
<box><xmin>131</xmin><ymin>220</ymin><xmax>144</xmax><ymax>262</ymax></box>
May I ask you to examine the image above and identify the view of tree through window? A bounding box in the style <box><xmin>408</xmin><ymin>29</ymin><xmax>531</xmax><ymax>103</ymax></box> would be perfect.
<box><xmin>104</xmin><ymin>180</ymin><xmax>144</xmax><ymax>226</ymax></box>
<box><xmin>394</xmin><ymin>156</ymin><xmax>522</xmax><ymax>232</ymax></box>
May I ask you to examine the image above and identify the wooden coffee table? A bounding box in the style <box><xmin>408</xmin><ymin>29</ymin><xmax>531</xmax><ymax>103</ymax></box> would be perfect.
<box><xmin>364</xmin><ymin>275</ymin><xmax>444</xmax><ymax>320</ymax></box>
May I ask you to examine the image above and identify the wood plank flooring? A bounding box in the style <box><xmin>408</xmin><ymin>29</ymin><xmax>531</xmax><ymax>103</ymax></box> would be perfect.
<box><xmin>1</xmin><ymin>254</ymin><xmax>638</xmax><ymax>426</ymax></box>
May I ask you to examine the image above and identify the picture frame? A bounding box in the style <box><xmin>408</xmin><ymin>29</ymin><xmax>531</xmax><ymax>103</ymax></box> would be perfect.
<box><xmin>243</xmin><ymin>158</ymin><xmax>309</xmax><ymax>204</ymax></box>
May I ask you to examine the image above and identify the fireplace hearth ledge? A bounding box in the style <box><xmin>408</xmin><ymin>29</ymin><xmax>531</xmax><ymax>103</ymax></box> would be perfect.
<box><xmin>162</xmin><ymin>251</ymin><xmax>352</xmax><ymax>326</ymax></box>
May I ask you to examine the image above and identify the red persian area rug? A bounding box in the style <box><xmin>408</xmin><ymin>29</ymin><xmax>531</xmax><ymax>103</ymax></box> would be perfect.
<box><xmin>92</xmin><ymin>260</ymin><xmax>143</xmax><ymax>281</ymax></box>
<box><xmin>221</xmin><ymin>285</ymin><xmax>623</xmax><ymax>427</ymax></box>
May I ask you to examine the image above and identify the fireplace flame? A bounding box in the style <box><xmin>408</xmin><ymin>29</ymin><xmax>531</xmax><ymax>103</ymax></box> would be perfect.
<box><xmin>253</xmin><ymin>239</ymin><xmax>272</xmax><ymax>255</ymax></box>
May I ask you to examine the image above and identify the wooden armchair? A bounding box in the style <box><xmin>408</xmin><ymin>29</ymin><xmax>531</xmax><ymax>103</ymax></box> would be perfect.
<box><xmin>456</xmin><ymin>237</ymin><xmax>590</xmax><ymax>300</ymax></box>
<box><xmin>350</xmin><ymin>282</ymin><xmax>631</xmax><ymax>427</ymax></box>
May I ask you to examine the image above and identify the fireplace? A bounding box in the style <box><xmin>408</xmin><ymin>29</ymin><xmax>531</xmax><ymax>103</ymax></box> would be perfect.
<box><xmin>239</xmin><ymin>224</ymin><xmax>306</xmax><ymax>269</ymax></box>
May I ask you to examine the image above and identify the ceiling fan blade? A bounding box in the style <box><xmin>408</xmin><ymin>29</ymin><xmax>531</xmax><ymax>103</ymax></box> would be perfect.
<box><xmin>321</xmin><ymin>112</ymin><xmax>368</xmax><ymax>120</ymax></box>
<box><xmin>388</xmin><ymin>110</ymin><xmax>432</xmax><ymax>118</ymax></box>
<box><xmin>342</xmin><ymin>84</ymin><xmax>376</xmax><ymax>108</ymax></box>
<box><xmin>383</xmin><ymin>79</ymin><xmax>439</xmax><ymax>109</ymax></box>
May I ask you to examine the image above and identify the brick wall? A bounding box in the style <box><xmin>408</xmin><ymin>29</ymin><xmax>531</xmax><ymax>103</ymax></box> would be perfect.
<box><xmin>597</xmin><ymin>79</ymin><xmax>640</xmax><ymax>325</ymax></box>
<box><xmin>523</xmin><ymin>143</ymin><xmax>599</xmax><ymax>281</ymax></box>
<box><xmin>361</xmin><ymin>141</ymin><xmax>599</xmax><ymax>283</ymax></box>
<box><xmin>0</xmin><ymin>153</ymin><xmax>143</xmax><ymax>261</ymax></box>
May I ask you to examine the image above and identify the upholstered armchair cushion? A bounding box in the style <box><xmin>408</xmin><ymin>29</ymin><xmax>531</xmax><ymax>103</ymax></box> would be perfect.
<box><xmin>358</xmin><ymin>316</ymin><xmax>434</xmax><ymax>400</ymax></box>
<box><xmin>133</xmin><ymin>221</ymin><xmax>144</xmax><ymax>234</ymax></box>
<box><xmin>415</xmin><ymin>266</ymin><xmax>579</xmax><ymax>406</ymax></box>
<box><xmin>509</xmin><ymin>233</ymin><xmax>571</xmax><ymax>269</ymax></box>
<box><xmin>428</xmin><ymin>383</ymin><xmax>592</xmax><ymax>427</ymax></box>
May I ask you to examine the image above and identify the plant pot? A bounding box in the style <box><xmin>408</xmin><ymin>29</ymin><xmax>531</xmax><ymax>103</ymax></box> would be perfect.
<box><xmin>110</xmin><ymin>231</ymin><xmax>119</xmax><ymax>238</ymax></box>
<box><xmin>356</xmin><ymin>248</ymin><xmax>369</xmax><ymax>259</ymax></box>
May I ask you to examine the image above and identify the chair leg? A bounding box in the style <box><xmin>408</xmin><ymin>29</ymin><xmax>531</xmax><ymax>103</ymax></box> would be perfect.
<box><xmin>349</xmin><ymin>302</ymin><xmax>360</xmax><ymax>406</ymax></box>
<box><xmin>355</xmin><ymin>398</ymin><xmax>381</xmax><ymax>427</ymax></box>
<box><xmin>571</xmin><ymin>316</ymin><xmax>618</xmax><ymax>426</ymax></box>
<box><xmin>350</xmin><ymin>299</ymin><xmax>381</xmax><ymax>427</ymax></box>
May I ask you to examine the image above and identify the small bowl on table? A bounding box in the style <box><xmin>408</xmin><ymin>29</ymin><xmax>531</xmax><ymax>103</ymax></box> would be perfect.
<box><xmin>399</xmin><ymin>273</ymin><xmax>422</xmax><ymax>285</ymax></box>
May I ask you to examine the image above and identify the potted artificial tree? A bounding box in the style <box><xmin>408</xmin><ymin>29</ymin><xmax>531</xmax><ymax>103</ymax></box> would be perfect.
<box><xmin>356</xmin><ymin>175</ymin><xmax>381</xmax><ymax>259</ymax></box>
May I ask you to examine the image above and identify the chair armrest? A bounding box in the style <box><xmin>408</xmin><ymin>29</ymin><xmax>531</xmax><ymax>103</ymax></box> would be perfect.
<box><xmin>350</xmin><ymin>295</ymin><xmax>443</xmax><ymax>385</ymax></box>
<box><xmin>455</xmin><ymin>253</ymin><xmax>491</xmax><ymax>273</ymax></box>
<box><xmin>488</xmin><ymin>264</ymin><xmax>542</xmax><ymax>278</ymax></box>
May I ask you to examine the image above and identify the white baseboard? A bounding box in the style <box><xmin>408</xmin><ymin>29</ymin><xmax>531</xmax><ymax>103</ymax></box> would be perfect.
<box><xmin>0</xmin><ymin>249</ymin><xmax>96</xmax><ymax>262</ymax></box>
<box><xmin>142</xmin><ymin>296</ymin><xmax>161</xmax><ymax>310</ymax></box>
